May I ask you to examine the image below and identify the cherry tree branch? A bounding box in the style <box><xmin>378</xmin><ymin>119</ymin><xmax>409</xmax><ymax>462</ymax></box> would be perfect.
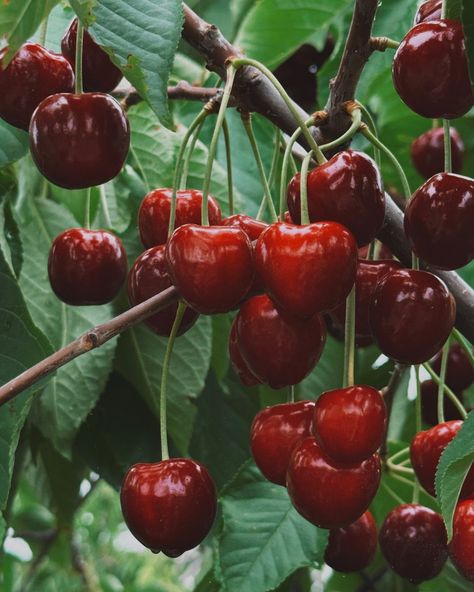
<box><xmin>115</xmin><ymin>81</ymin><xmax>223</xmax><ymax>109</ymax></box>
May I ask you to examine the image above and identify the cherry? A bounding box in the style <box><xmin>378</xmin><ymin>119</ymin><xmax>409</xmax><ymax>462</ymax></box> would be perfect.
<box><xmin>48</xmin><ymin>228</ymin><xmax>127</xmax><ymax>305</ymax></box>
<box><xmin>379</xmin><ymin>504</ymin><xmax>447</xmax><ymax>583</ymax></box>
<box><xmin>61</xmin><ymin>18</ymin><xmax>123</xmax><ymax>93</ymax></box>
<box><xmin>138</xmin><ymin>189</ymin><xmax>222</xmax><ymax>248</ymax></box>
<box><xmin>449</xmin><ymin>500</ymin><xmax>474</xmax><ymax>582</ymax></box>
<box><xmin>421</xmin><ymin>379</ymin><xmax>466</xmax><ymax>426</ymax></box>
<box><xmin>393</xmin><ymin>20</ymin><xmax>474</xmax><ymax>119</ymax></box>
<box><xmin>313</xmin><ymin>385</ymin><xmax>387</xmax><ymax>465</ymax></box>
<box><xmin>324</xmin><ymin>511</ymin><xmax>377</xmax><ymax>573</ymax></box>
<box><xmin>120</xmin><ymin>459</ymin><xmax>217</xmax><ymax>556</ymax></box>
<box><xmin>128</xmin><ymin>246</ymin><xmax>199</xmax><ymax>337</ymax></box>
<box><xmin>0</xmin><ymin>43</ymin><xmax>74</xmax><ymax>131</ymax></box>
<box><xmin>235</xmin><ymin>294</ymin><xmax>326</xmax><ymax>389</ymax></box>
<box><xmin>250</xmin><ymin>401</ymin><xmax>315</xmax><ymax>486</ymax></box>
<box><xmin>30</xmin><ymin>93</ymin><xmax>130</xmax><ymax>189</ymax></box>
<box><xmin>414</xmin><ymin>0</ymin><xmax>441</xmax><ymax>24</ymax></box>
<box><xmin>287</xmin><ymin>150</ymin><xmax>385</xmax><ymax>247</ymax></box>
<box><xmin>287</xmin><ymin>437</ymin><xmax>381</xmax><ymax>529</ymax></box>
<box><xmin>221</xmin><ymin>214</ymin><xmax>268</xmax><ymax>241</ymax></box>
<box><xmin>166</xmin><ymin>225</ymin><xmax>254</xmax><ymax>314</ymax></box>
<box><xmin>404</xmin><ymin>173</ymin><xmax>474</xmax><ymax>270</ymax></box>
<box><xmin>369</xmin><ymin>269</ymin><xmax>456</xmax><ymax>364</ymax></box>
<box><xmin>431</xmin><ymin>343</ymin><xmax>474</xmax><ymax>392</ymax></box>
<box><xmin>255</xmin><ymin>222</ymin><xmax>357</xmax><ymax>318</ymax></box>
<box><xmin>228</xmin><ymin>318</ymin><xmax>261</xmax><ymax>387</ymax></box>
<box><xmin>411</xmin><ymin>127</ymin><xmax>464</xmax><ymax>179</ymax></box>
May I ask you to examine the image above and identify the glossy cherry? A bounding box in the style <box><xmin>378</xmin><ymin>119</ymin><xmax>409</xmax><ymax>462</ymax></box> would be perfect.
<box><xmin>235</xmin><ymin>294</ymin><xmax>326</xmax><ymax>389</ymax></box>
<box><xmin>228</xmin><ymin>318</ymin><xmax>261</xmax><ymax>387</ymax></box>
<box><xmin>0</xmin><ymin>43</ymin><xmax>74</xmax><ymax>130</ymax></box>
<box><xmin>404</xmin><ymin>173</ymin><xmax>474</xmax><ymax>270</ymax></box>
<box><xmin>221</xmin><ymin>214</ymin><xmax>268</xmax><ymax>241</ymax></box>
<box><xmin>30</xmin><ymin>93</ymin><xmax>130</xmax><ymax>189</ymax></box>
<box><xmin>48</xmin><ymin>228</ymin><xmax>127</xmax><ymax>305</ymax></box>
<box><xmin>369</xmin><ymin>269</ymin><xmax>456</xmax><ymax>364</ymax></box>
<box><xmin>325</xmin><ymin>511</ymin><xmax>377</xmax><ymax>573</ymax></box>
<box><xmin>421</xmin><ymin>379</ymin><xmax>466</xmax><ymax>426</ymax></box>
<box><xmin>414</xmin><ymin>0</ymin><xmax>441</xmax><ymax>24</ymax></box>
<box><xmin>379</xmin><ymin>504</ymin><xmax>448</xmax><ymax>583</ymax></box>
<box><xmin>287</xmin><ymin>150</ymin><xmax>385</xmax><ymax>247</ymax></box>
<box><xmin>411</xmin><ymin>127</ymin><xmax>464</xmax><ymax>179</ymax></box>
<box><xmin>128</xmin><ymin>246</ymin><xmax>199</xmax><ymax>337</ymax></box>
<box><xmin>431</xmin><ymin>343</ymin><xmax>474</xmax><ymax>392</ymax></box>
<box><xmin>250</xmin><ymin>401</ymin><xmax>315</xmax><ymax>486</ymax></box>
<box><xmin>393</xmin><ymin>20</ymin><xmax>474</xmax><ymax>119</ymax></box>
<box><xmin>287</xmin><ymin>437</ymin><xmax>381</xmax><ymax>529</ymax></box>
<box><xmin>449</xmin><ymin>500</ymin><xmax>474</xmax><ymax>582</ymax></box>
<box><xmin>120</xmin><ymin>459</ymin><xmax>217</xmax><ymax>556</ymax></box>
<box><xmin>61</xmin><ymin>18</ymin><xmax>123</xmax><ymax>93</ymax></box>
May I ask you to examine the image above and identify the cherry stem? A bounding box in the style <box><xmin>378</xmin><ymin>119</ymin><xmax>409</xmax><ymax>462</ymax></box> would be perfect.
<box><xmin>75</xmin><ymin>21</ymin><xmax>85</xmax><ymax>95</ymax></box>
<box><xmin>437</xmin><ymin>336</ymin><xmax>450</xmax><ymax>424</ymax></box>
<box><xmin>387</xmin><ymin>447</ymin><xmax>410</xmax><ymax>464</ymax></box>
<box><xmin>257</xmin><ymin>129</ymin><xmax>281</xmax><ymax>220</ymax></box>
<box><xmin>452</xmin><ymin>328</ymin><xmax>474</xmax><ymax>372</ymax></box>
<box><xmin>99</xmin><ymin>185</ymin><xmax>112</xmax><ymax>228</ymax></box>
<box><xmin>84</xmin><ymin>188</ymin><xmax>91</xmax><ymax>229</ymax></box>
<box><xmin>222</xmin><ymin>117</ymin><xmax>234</xmax><ymax>215</ymax></box>
<box><xmin>355</xmin><ymin>101</ymin><xmax>381</xmax><ymax>168</ymax></box>
<box><xmin>318</xmin><ymin>107</ymin><xmax>362</xmax><ymax>152</ymax></box>
<box><xmin>180</xmin><ymin>115</ymin><xmax>206</xmax><ymax>189</ymax></box>
<box><xmin>343</xmin><ymin>284</ymin><xmax>356</xmax><ymax>388</ymax></box>
<box><xmin>423</xmin><ymin>362</ymin><xmax>468</xmax><ymax>419</ymax></box>
<box><xmin>386</xmin><ymin>457</ymin><xmax>415</xmax><ymax>476</ymax></box>
<box><xmin>299</xmin><ymin>151</ymin><xmax>312</xmax><ymax>225</ymax></box>
<box><xmin>390</xmin><ymin>472</ymin><xmax>416</xmax><ymax>488</ymax></box>
<box><xmin>159</xmin><ymin>301</ymin><xmax>187</xmax><ymax>461</ymax></box>
<box><xmin>289</xmin><ymin>385</ymin><xmax>295</xmax><ymax>403</ymax></box>
<box><xmin>415</xmin><ymin>364</ymin><xmax>422</xmax><ymax>433</ymax></box>
<box><xmin>441</xmin><ymin>0</ymin><xmax>447</xmax><ymax>19</ymax></box>
<box><xmin>443</xmin><ymin>119</ymin><xmax>452</xmax><ymax>173</ymax></box>
<box><xmin>39</xmin><ymin>16</ymin><xmax>49</xmax><ymax>47</ymax></box>
<box><xmin>381</xmin><ymin>481</ymin><xmax>406</xmax><ymax>505</ymax></box>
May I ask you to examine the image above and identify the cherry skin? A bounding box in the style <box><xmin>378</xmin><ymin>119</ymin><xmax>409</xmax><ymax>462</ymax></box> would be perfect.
<box><xmin>120</xmin><ymin>459</ymin><xmax>217</xmax><ymax>557</ymax></box>
<box><xmin>411</xmin><ymin>127</ymin><xmax>464</xmax><ymax>179</ymax></box>
<box><xmin>255</xmin><ymin>221</ymin><xmax>357</xmax><ymax>319</ymax></box>
<box><xmin>30</xmin><ymin>93</ymin><xmax>130</xmax><ymax>190</ymax></box>
<box><xmin>379</xmin><ymin>504</ymin><xmax>448</xmax><ymax>583</ymax></box>
<box><xmin>325</xmin><ymin>511</ymin><xmax>377</xmax><ymax>573</ymax></box>
<box><xmin>250</xmin><ymin>401</ymin><xmax>315</xmax><ymax>486</ymax></box>
<box><xmin>369</xmin><ymin>269</ymin><xmax>456</xmax><ymax>364</ymax></box>
<box><xmin>48</xmin><ymin>228</ymin><xmax>127</xmax><ymax>305</ymax></box>
<box><xmin>287</xmin><ymin>150</ymin><xmax>385</xmax><ymax>247</ymax></box>
<box><xmin>431</xmin><ymin>342</ymin><xmax>474</xmax><ymax>392</ymax></box>
<box><xmin>138</xmin><ymin>189</ymin><xmax>222</xmax><ymax>248</ymax></box>
<box><xmin>449</xmin><ymin>500</ymin><xmax>474</xmax><ymax>582</ymax></box>
<box><xmin>0</xmin><ymin>43</ymin><xmax>74</xmax><ymax>130</ymax></box>
<box><xmin>404</xmin><ymin>173</ymin><xmax>474</xmax><ymax>270</ymax></box>
<box><xmin>61</xmin><ymin>18</ymin><xmax>123</xmax><ymax>93</ymax></box>
<box><xmin>235</xmin><ymin>294</ymin><xmax>326</xmax><ymax>389</ymax></box>
<box><xmin>421</xmin><ymin>379</ymin><xmax>466</xmax><ymax>426</ymax></box>
<box><xmin>392</xmin><ymin>20</ymin><xmax>474</xmax><ymax>119</ymax></box>
<box><xmin>221</xmin><ymin>214</ymin><xmax>268</xmax><ymax>241</ymax></box>
<box><xmin>128</xmin><ymin>246</ymin><xmax>199</xmax><ymax>337</ymax></box>
<box><xmin>228</xmin><ymin>318</ymin><xmax>261</xmax><ymax>387</ymax></box>
<box><xmin>414</xmin><ymin>0</ymin><xmax>441</xmax><ymax>24</ymax></box>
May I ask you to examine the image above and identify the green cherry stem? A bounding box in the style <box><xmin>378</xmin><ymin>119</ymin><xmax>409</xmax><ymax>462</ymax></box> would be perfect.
<box><xmin>84</xmin><ymin>187</ymin><xmax>91</xmax><ymax>229</ymax></box>
<box><xmin>443</xmin><ymin>119</ymin><xmax>452</xmax><ymax>173</ymax></box>
<box><xmin>415</xmin><ymin>364</ymin><xmax>422</xmax><ymax>434</ymax></box>
<box><xmin>75</xmin><ymin>21</ymin><xmax>85</xmax><ymax>95</ymax></box>
<box><xmin>381</xmin><ymin>481</ymin><xmax>406</xmax><ymax>505</ymax></box>
<box><xmin>387</xmin><ymin>447</ymin><xmax>410</xmax><ymax>464</ymax></box>
<box><xmin>423</xmin><ymin>362</ymin><xmax>468</xmax><ymax>419</ymax></box>
<box><xmin>318</xmin><ymin>107</ymin><xmax>362</xmax><ymax>152</ymax></box>
<box><xmin>257</xmin><ymin>128</ymin><xmax>281</xmax><ymax>220</ymax></box>
<box><xmin>452</xmin><ymin>328</ymin><xmax>474</xmax><ymax>371</ymax></box>
<box><xmin>386</xmin><ymin>457</ymin><xmax>415</xmax><ymax>476</ymax></box>
<box><xmin>99</xmin><ymin>184</ymin><xmax>112</xmax><ymax>228</ymax></box>
<box><xmin>441</xmin><ymin>0</ymin><xmax>447</xmax><ymax>19</ymax></box>
<box><xmin>299</xmin><ymin>151</ymin><xmax>312</xmax><ymax>225</ymax></box>
<box><xmin>355</xmin><ymin>101</ymin><xmax>382</xmax><ymax>168</ymax></box>
<box><xmin>289</xmin><ymin>385</ymin><xmax>295</xmax><ymax>403</ymax></box>
<box><xmin>437</xmin><ymin>336</ymin><xmax>450</xmax><ymax>424</ymax></box>
<box><xmin>39</xmin><ymin>15</ymin><xmax>49</xmax><ymax>47</ymax></box>
<box><xmin>180</xmin><ymin>114</ymin><xmax>207</xmax><ymax>189</ymax></box>
<box><xmin>222</xmin><ymin>117</ymin><xmax>234</xmax><ymax>215</ymax></box>
<box><xmin>343</xmin><ymin>284</ymin><xmax>356</xmax><ymax>388</ymax></box>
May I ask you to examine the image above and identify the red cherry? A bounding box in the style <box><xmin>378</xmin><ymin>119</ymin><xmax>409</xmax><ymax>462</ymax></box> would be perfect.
<box><xmin>166</xmin><ymin>224</ymin><xmax>254</xmax><ymax>314</ymax></box>
<box><xmin>30</xmin><ymin>93</ymin><xmax>130</xmax><ymax>189</ymax></box>
<box><xmin>414</xmin><ymin>0</ymin><xmax>441</xmax><ymax>24</ymax></box>
<box><xmin>128</xmin><ymin>246</ymin><xmax>199</xmax><ymax>337</ymax></box>
<box><xmin>431</xmin><ymin>343</ymin><xmax>474</xmax><ymax>392</ymax></box>
<box><xmin>421</xmin><ymin>379</ymin><xmax>466</xmax><ymax>426</ymax></box>
<box><xmin>221</xmin><ymin>214</ymin><xmax>268</xmax><ymax>241</ymax></box>
<box><xmin>0</xmin><ymin>43</ymin><xmax>74</xmax><ymax>130</ymax></box>
<box><xmin>61</xmin><ymin>19</ymin><xmax>123</xmax><ymax>93</ymax></box>
<box><xmin>48</xmin><ymin>228</ymin><xmax>127</xmax><ymax>305</ymax></box>
<box><xmin>287</xmin><ymin>151</ymin><xmax>385</xmax><ymax>247</ymax></box>
<box><xmin>138</xmin><ymin>189</ymin><xmax>222</xmax><ymax>248</ymax></box>
<box><xmin>287</xmin><ymin>437</ymin><xmax>381</xmax><ymax>529</ymax></box>
<box><xmin>370</xmin><ymin>269</ymin><xmax>456</xmax><ymax>364</ymax></box>
<box><xmin>450</xmin><ymin>500</ymin><xmax>474</xmax><ymax>582</ymax></box>
<box><xmin>411</xmin><ymin>127</ymin><xmax>464</xmax><ymax>179</ymax></box>
<box><xmin>255</xmin><ymin>222</ymin><xmax>357</xmax><ymax>318</ymax></box>
<box><xmin>235</xmin><ymin>294</ymin><xmax>326</xmax><ymax>389</ymax></box>
<box><xmin>404</xmin><ymin>173</ymin><xmax>474</xmax><ymax>270</ymax></box>
<box><xmin>250</xmin><ymin>401</ymin><xmax>315</xmax><ymax>485</ymax></box>
<box><xmin>325</xmin><ymin>511</ymin><xmax>377</xmax><ymax>573</ymax></box>
<box><xmin>392</xmin><ymin>20</ymin><xmax>474</xmax><ymax>119</ymax></box>
<box><xmin>120</xmin><ymin>459</ymin><xmax>217</xmax><ymax>557</ymax></box>
<box><xmin>228</xmin><ymin>318</ymin><xmax>261</xmax><ymax>387</ymax></box>
<box><xmin>379</xmin><ymin>504</ymin><xmax>447</xmax><ymax>583</ymax></box>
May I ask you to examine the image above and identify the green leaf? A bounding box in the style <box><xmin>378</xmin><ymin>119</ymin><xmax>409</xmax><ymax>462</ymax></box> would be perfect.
<box><xmin>0</xmin><ymin>121</ymin><xmax>28</xmax><ymax>167</ymax></box>
<box><xmin>445</xmin><ymin>0</ymin><xmax>463</xmax><ymax>21</ymax></box>
<box><xmin>463</xmin><ymin>0</ymin><xmax>474</xmax><ymax>91</ymax></box>
<box><xmin>299</xmin><ymin>335</ymin><xmax>344</xmax><ymax>398</ymax></box>
<box><xmin>420</xmin><ymin>559</ymin><xmax>474</xmax><ymax>591</ymax></box>
<box><xmin>211</xmin><ymin>314</ymin><xmax>233</xmax><ymax>380</ymax></box>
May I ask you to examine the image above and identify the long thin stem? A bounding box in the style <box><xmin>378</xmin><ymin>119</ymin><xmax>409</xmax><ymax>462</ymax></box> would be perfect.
<box><xmin>299</xmin><ymin>151</ymin><xmax>312</xmax><ymax>225</ymax></box>
<box><xmin>437</xmin><ymin>337</ymin><xmax>450</xmax><ymax>424</ymax></box>
<box><xmin>84</xmin><ymin>188</ymin><xmax>91</xmax><ymax>230</ymax></box>
<box><xmin>99</xmin><ymin>185</ymin><xmax>112</xmax><ymax>228</ymax></box>
<box><xmin>39</xmin><ymin>16</ymin><xmax>49</xmax><ymax>47</ymax></box>
<box><xmin>355</xmin><ymin>101</ymin><xmax>381</xmax><ymax>168</ymax></box>
<box><xmin>222</xmin><ymin>117</ymin><xmax>234</xmax><ymax>215</ymax></box>
<box><xmin>75</xmin><ymin>22</ymin><xmax>85</xmax><ymax>95</ymax></box>
<box><xmin>289</xmin><ymin>385</ymin><xmax>295</xmax><ymax>403</ymax></box>
<box><xmin>318</xmin><ymin>108</ymin><xmax>362</xmax><ymax>152</ymax></box>
<box><xmin>387</xmin><ymin>447</ymin><xmax>410</xmax><ymax>464</ymax></box>
<box><xmin>452</xmin><ymin>328</ymin><xmax>474</xmax><ymax>371</ymax></box>
<box><xmin>443</xmin><ymin>119</ymin><xmax>452</xmax><ymax>173</ymax></box>
<box><xmin>415</xmin><ymin>364</ymin><xmax>422</xmax><ymax>433</ymax></box>
<box><xmin>441</xmin><ymin>0</ymin><xmax>447</xmax><ymax>19</ymax></box>
<box><xmin>257</xmin><ymin>129</ymin><xmax>281</xmax><ymax>220</ymax></box>
<box><xmin>386</xmin><ymin>458</ymin><xmax>415</xmax><ymax>476</ymax></box>
<box><xmin>423</xmin><ymin>362</ymin><xmax>468</xmax><ymax>419</ymax></box>
<box><xmin>343</xmin><ymin>284</ymin><xmax>356</xmax><ymax>388</ymax></box>
<box><xmin>180</xmin><ymin>115</ymin><xmax>206</xmax><ymax>189</ymax></box>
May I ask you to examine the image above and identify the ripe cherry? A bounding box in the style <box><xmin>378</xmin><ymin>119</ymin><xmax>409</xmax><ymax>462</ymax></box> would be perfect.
<box><xmin>287</xmin><ymin>437</ymin><xmax>381</xmax><ymax>529</ymax></box>
<box><xmin>250</xmin><ymin>401</ymin><xmax>315</xmax><ymax>486</ymax></box>
<box><xmin>414</xmin><ymin>0</ymin><xmax>441</xmax><ymax>24</ymax></box>
<box><xmin>287</xmin><ymin>150</ymin><xmax>385</xmax><ymax>247</ymax></box>
<box><xmin>221</xmin><ymin>214</ymin><xmax>268</xmax><ymax>241</ymax></box>
<box><xmin>0</xmin><ymin>43</ymin><xmax>74</xmax><ymax>130</ymax></box>
<box><xmin>431</xmin><ymin>343</ymin><xmax>474</xmax><ymax>392</ymax></box>
<box><xmin>30</xmin><ymin>93</ymin><xmax>130</xmax><ymax>189</ymax></box>
<box><xmin>379</xmin><ymin>504</ymin><xmax>448</xmax><ymax>583</ymax></box>
<box><xmin>128</xmin><ymin>246</ymin><xmax>199</xmax><ymax>337</ymax></box>
<box><xmin>325</xmin><ymin>511</ymin><xmax>377</xmax><ymax>573</ymax></box>
<box><xmin>421</xmin><ymin>379</ymin><xmax>466</xmax><ymax>426</ymax></box>
<box><xmin>449</xmin><ymin>500</ymin><xmax>474</xmax><ymax>582</ymax></box>
<box><xmin>121</xmin><ymin>459</ymin><xmax>217</xmax><ymax>556</ymax></box>
<box><xmin>48</xmin><ymin>228</ymin><xmax>127</xmax><ymax>305</ymax></box>
<box><xmin>228</xmin><ymin>318</ymin><xmax>261</xmax><ymax>387</ymax></box>
<box><xmin>370</xmin><ymin>269</ymin><xmax>456</xmax><ymax>364</ymax></box>
<box><xmin>411</xmin><ymin>127</ymin><xmax>464</xmax><ymax>179</ymax></box>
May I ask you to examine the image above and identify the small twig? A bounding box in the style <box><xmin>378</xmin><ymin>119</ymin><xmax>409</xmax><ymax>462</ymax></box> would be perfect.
<box><xmin>115</xmin><ymin>81</ymin><xmax>225</xmax><ymax>109</ymax></box>
<box><xmin>369</xmin><ymin>36</ymin><xmax>400</xmax><ymax>51</ymax></box>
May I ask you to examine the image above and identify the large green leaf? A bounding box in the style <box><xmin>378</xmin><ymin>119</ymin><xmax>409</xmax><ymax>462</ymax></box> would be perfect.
<box><xmin>445</xmin><ymin>0</ymin><xmax>463</xmax><ymax>21</ymax></box>
<box><xmin>463</xmin><ymin>0</ymin><xmax>474</xmax><ymax>91</ymax></box>
<box><xmin>299</xmin><ymin>335</ymin><xmax>344</xmax><ymax>398</ymax></box>
<box><xmin>0</xmin><ymin>121</ymin><xmax>28</xmax><ymax>167</ymax></box>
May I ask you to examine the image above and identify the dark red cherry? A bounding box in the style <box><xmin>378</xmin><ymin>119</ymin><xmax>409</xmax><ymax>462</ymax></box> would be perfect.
<box><xmin>393</xmin><ymin>20</ymin><xmax>474</xmax><ymax>119</ymax></box>
<box><xmin>313</xmin><ymin>385</ymin><xmax>387</xmax><ymax>465</ymax></box>
<box><xmin>449</xmin><ymin>500</ymin><xmax>474</xmax><ymax>582</ymax></box>
<box><xmin>250</xmin><ymin>401</ymin><xmax>315</xmax><ymax>485</ymax></box>
<box><xmin>431</xmin><ymin>343</ymin><xmax>474</xmax><ymax>392</ymax></box>
<box><xmin>235</xmin><ymin>294</ymin><xmax>326</xmax><ymax>389</ymax></box>
<box><xmin>48</xmin><ymin>228</ymin><xmax>127</xmax><ymax>305</ymax></box>
<box><xmin>287</xmin><ymin>151</ymin><xmax>385</xmax><ymax>247</ymax></box>
<box><xmin>421</xmin><ymin>379</ymin><xmax>466</xmax><ymax>426</ymax></box>
<box><xmin>128</xmin><ymin>246</ymin><xmax>199</xmax><ymax>337</ymax></box>
<box><xmin>228</xmin><ymin>318</ymin><xmax>261</xmax><ymax>387</ymax></box>
<box><xmin>370</xmin><ymin>269</ymin><xmax>456</xmax><ymax>364</ymax></box>
<box><xmin>414</xmin><ymin>0</ymin><xmax>441</xmax><ymax>24</ymax></box>
<box><xmin>221</xmin><ymin>214</ymin><xmax>268</xmax><ymax>241</ymax></box>
<box><xmin>138</xmin><ymin>189</ymin><xmax>222</xmax><ymax>248</ymax></box>
<box><xmin>120</xmin><ymin>459</ymin><xmax>217</xmax><ymax>557</ymax></box>
<box><xmin>255</xmin><ymin>222</ymin><xmax>357</xmax><ymax>318</ymax></box>
<box><xmin>379</xmin><ymin>504</ymin><xmax>448</xmax><ymax>583</ymax></box>
<box><xmin>404</xmin><ymin>173</ymin><xmax>474</xmax><ymax>270</ymax></box>
<box><xmin>30</xmin><ymin>93</ymin><xmax>130</xmax><ymax>189</ymax></box>
<box><xmin>411</xmin><ymin>127</ymin><xmax>464</xmax><ymax>179</ymax></box>
<box><xmin>325</xmin><ymin>511</ymin><xmax>377</xmax><ymax>573</ymax></box>
<box><xmin>61</xmin><ymin>19</ymin><xmax>123</xmax><ymax>93</ymax></box>
<box><xmin>166</xmin><ymin>225</ymin><xmax>254</xmax><ymax>314</ymax></box>
<box><xmin>0</xmin><ymin>43</ymin><xmax>74</xmax><ymax>130</ymax></box>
